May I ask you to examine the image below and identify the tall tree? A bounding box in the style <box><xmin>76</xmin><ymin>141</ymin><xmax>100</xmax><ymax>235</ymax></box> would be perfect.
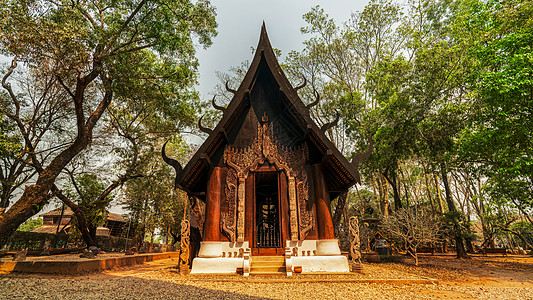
<box><xmin>0</xmin><ymin>0</ymin><xmax>217</xmax><ymax>248</ymax></box>
<box><xmin>455</xmin><ymin>0</ymin><xmax>533</xmax><ymax>226</ymax></box>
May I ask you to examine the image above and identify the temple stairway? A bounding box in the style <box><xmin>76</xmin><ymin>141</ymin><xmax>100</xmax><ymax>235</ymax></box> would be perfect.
<box><xmin>250</xmin><ymin>256</ymin><xmax>286</xmax><ymax>275</ymax></box>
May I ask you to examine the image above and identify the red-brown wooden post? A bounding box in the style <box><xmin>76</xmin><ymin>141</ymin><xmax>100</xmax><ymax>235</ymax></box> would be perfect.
<box><xmin>312</xmin><ymin>163</ymin><xmax>335</xmax><ymax>240</ymax></box>
<box><xmin>203</xmin><ymin>167</ymin><xmax>224</xmax><ymax>241</ymax></box>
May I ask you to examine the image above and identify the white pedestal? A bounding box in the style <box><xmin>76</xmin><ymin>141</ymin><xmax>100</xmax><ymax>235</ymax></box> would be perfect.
<box><xmin>190</xmin><ymin>257</ymin><xmax>243</xmax><ymax>274</ymax></box>
<box><xmin>291</xmin><ymin>256</ymin><xmax>350</xmax><ymax>273</ymax></box>
<box><xmin>191</xmin><ymin>241</ymin><xmax>250</xmax><ymax>274</ymax></box>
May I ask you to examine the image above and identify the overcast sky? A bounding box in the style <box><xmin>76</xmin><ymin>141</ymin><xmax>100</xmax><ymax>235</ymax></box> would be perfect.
<box><xmin>195</xmin><ymin>0</ymin><xmax>371</xmax><ymax>99</ymax></box>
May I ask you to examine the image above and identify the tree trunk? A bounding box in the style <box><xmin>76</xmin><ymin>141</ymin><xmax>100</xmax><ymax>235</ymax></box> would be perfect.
<box><xmin>0</xmin><ymin>185</ymin><xmax>52</xmax><ymax>247</ymax></box>
<box><xmin>0</xmin><ymin>68</ymin><xmax>112</xmax><ymax>249</ymax></box>
<box><xmin>377</xmin><ymin>174</ymin><xmax>390</xmax><ymax>217</ymax></box>
<box><xmin>433</xmin><ymin>173</ymin><xmax>445</xmax><ymax>213</ymax></box>
<box><xmin>0</xmin><ymin>183</ymin><xmax>11</xmax><ymax>210</ymax></box>
<box><xmin>440</xmin><ymin>163</ymin><xmax>469</xmax><ymax>259</ymax></box>
<box><xmin>383</xmin><ymin>169</ymin><xmax>402</xmax><ymax>210</ymax></box>
<box><xmin>399</xmin><ymin>166</ymin><xmax>410</xmax><ymax>208</ymax></box>
<box><xmin>424</xmin><ymin>172</ymin><xmax>436</xmax><ymax>215</ymax></box>
<box><xmin>53</xmin><ymin>186</ymin><xmax>97</xmax><ymax>248</ymax></box>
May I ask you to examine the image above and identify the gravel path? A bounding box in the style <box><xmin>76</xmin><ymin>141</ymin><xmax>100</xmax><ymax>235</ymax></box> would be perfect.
<box><xmin>1</xmin><ymin>258</ymin><xmax>532</xmax><ymax>299</ymax></box>
<box><xmin>1</xmin><ymin>270</ymin><xmax>532</xmax><ymax>300</ymax></box>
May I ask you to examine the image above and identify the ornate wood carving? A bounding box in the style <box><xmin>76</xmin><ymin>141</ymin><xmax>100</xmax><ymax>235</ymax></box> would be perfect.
<box><xmin>223</xmin><ymin>120</ymin><xmax>314</xmax><ymax>242</ymax></box>
<box><xmin>179</xmin><ymin>219</ymin><xmax>190</xmax><ymax>274</ymax></box>
<box><xmin>221</xmin><ymin>168</ymin><xmax>237</xmax><ymax>242</ymax></box>
<box><xmin>191</xmin><ymin>197</ymin><xmax>204</xmax><ymax>238</ymax></box>
<box><xmin>349</xmin><ymin>216</ymin><xmax>361</xmax><ymax>264</ymax></box>
<box><xmin>297</xmin><ymin>171</ymin><xmax>314</xmax><ymax>240</ymax></box>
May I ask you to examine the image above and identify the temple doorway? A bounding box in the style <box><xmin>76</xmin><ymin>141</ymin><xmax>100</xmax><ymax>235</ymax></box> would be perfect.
<box><xmin>254</xmin><ymin>172</ymin><xmax>281</xmax><ymax>249</ymax></box>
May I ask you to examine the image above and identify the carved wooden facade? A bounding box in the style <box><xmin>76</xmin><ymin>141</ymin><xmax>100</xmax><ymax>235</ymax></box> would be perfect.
<box><xmin>164</xmin><ymin>24</ymin><xmax>371</xmax><ymax>255</ymax></box>
<box><xmin>222</xmin><ymin>121</ymin><xmax>313</xmax><ymax>243</ymax></box>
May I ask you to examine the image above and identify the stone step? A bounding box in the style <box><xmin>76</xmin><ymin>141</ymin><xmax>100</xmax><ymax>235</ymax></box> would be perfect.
<box><xmin>251</xmin><ymin>256</ymin><xmax>285</xmax><ymax>262</ymax></box>
<box><xmin>249</xmin><ymin>271</ymin><xmax>286</xmax><ymax>275</ymax></box>
<box><xmin>249</xmin><ymin>255</ymin><xmax>286</xmax><ymax>275</ymax></box>
<box><xmin>250</xmin><ymin>266</ymin><xmax>286</xmax><ymax>274</ymax></box>
<box><xmin>251</xmin><ymin>260</ymin><xmax>285</xmax><ymax>267</ymax></box>
<box><xmin>250</xmin><ymin>265</ymin><xmax>285</xmax><ymax>271</ymax></box>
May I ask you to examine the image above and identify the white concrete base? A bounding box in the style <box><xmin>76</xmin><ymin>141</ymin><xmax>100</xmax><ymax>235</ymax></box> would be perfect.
<box><xmin>316</xmin><ymin>239</ymin><xmax>342</xmax><ymax>255</ymax></box>
<box><xmin>291</xmin><ymin>256</ymin><xmax>350</xmax><ymax>273</ymax></box>
<box><xmin>190</xmin><ymin>257</ymin><xmax>243</xmax><ymax>274</ymax></box>
<box><xmin>197</xmin><ymin>241</ymin><xmax>222</xmax><ymax>258</ymax></box>
<box><xmin>286</xmin><ymin>240</ymin><xmax>317</xmax><ymax>256</ymax></box>
<box><xmin>285</xmin><ymin>239</ymin><xmax>342</xmax><ymax>256</ymax></box>
<box><xmin>192</xmin><ymin>241</ymin><xmax>250</xmax><ymax>274</ymax></box>
<box><xmin>197</xmin><ymin>241</ymin><xmax>250</xmax><ymax>258</ymax></box>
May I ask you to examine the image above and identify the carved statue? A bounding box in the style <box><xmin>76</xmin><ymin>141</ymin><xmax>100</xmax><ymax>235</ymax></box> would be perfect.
<box><xmin>349</xmin><ymin>216</ymin><xmax>361</xmax><ymax>265</ymax></box>
<box><xmin>179</xmin><ymin>219</ymin><xmax>190</xmax><ymax>274</ymax></box>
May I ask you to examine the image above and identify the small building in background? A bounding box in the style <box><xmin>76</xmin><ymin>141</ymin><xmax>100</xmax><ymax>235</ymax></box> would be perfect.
<box><xmin>31</xmin><ymin>207</ymin><xmax>129</xmax><ymax>237</ymax></box>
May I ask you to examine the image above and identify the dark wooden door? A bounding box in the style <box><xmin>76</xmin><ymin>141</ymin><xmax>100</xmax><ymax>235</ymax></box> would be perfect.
<box><xmin>253</xmin><ymin>171</ymin><xmax>282</xmax><ymax>254</ymax></box>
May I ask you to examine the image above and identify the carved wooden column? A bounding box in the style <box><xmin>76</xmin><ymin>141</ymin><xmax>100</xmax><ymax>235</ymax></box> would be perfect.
<box><xmin>236</xmin><ymin>177</ymin><xmax>246</xmax><ymax>242</ymax></box>
<box><xmin>312</xmin><ymin>163</ymin><xmax>335</xmax><ymax>240</ymax></box>
<box><xmin>287</xmin><ymin>175</ymin><xmax>299</xmax><ymax>241</ymax></box>
<box><xmin>204</xmin><ymin>167</ymin><xmax>224</xmax><ymax>241</ymax></box>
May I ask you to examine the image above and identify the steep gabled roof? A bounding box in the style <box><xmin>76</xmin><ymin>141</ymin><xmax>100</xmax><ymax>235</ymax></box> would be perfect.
<box><xmin>176</xmin><ymin>23</ymin><xmax>363</xmax><ymax>200</ymax></box>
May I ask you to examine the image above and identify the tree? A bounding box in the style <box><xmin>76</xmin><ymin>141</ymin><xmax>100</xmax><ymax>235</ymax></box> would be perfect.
<box><xmin>64</xmin><ymin>173</ymin><xmax>113</xmax><ymax>246</ymax></box>
<box><xmin>0</xmin><ymin>0</ymin><xmax>217</xmax><ymax>248</ymax></box>
<box><xmin>381</xmin><ymin>207</ymin><xmax>442</xmax><ymax>265</ymax></box>
<box><xmin>455</xmin><ymin>0</ymin><xmax>533</xmax><ymax>227</ymax></box>
<box><xmin>0</xmin><ymin>114</ymin><xmax>28</xmax><ymax>211</ymax></box>
<box><xmin>284</xmin><ymin>1</ymin><xmax>407</xmax><ymax>226</ymax></box>
<box><xmin>121</xmin><ymin>142</ymin><xmax>187</xmax><ymax>247</ymax></box>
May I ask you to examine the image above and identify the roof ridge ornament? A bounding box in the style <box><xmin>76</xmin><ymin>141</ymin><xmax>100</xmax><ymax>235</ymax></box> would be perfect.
<box><xmin>198</xmin><ymin>115</ymin><xmax>213</xmax><ymax>135</ymax></box>
<box><xmin>161</xmin><ymin>141</ymin><xmax>183</xmax><ymax>189</ymax></box>
<box><xmin>294</xmin><ymin>77</ymin><xmax>307</xmax><ymax>91</ymax></box>
<box><xmin>211</xmin><ymin>96</ymin><xmax>226</xmax><ymax>113</ymax></box>
<box><xmin>351</xmin><ymin>136</ymin><xmax>374</xmax><ymax>184</ymax></box>
<box><xmin>225</xmin><ymin>81</ymin><xmax>237</xmax><ymax>94</ymax></box>
<box><xmin>306</xmin><ymin>90</ymin><xmax>321</xmax><ymax>109</ymax></box>
<box><xmin>321</xmin><ymin>111</ymin><xmax>340</xmax><ymax>132</ymax></box>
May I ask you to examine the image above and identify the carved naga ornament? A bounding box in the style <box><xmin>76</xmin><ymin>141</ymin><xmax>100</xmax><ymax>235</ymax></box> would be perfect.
<box><xmin>222</xmin><ymin>120</ymin><xmax>314</xmax><ymax>243</ymax></box>
<box><xmin>179</xmin><ymin>219</ymin><xmax>191</xmax><ymax>274</ymax></box>
<box><xmin>349</xmin><ymin>216</ymin><xmax>362</xmax><ymax>264</ymax></box>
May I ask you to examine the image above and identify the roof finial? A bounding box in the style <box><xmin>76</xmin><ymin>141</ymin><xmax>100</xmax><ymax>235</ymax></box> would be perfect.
<box><xmin>321</xmin><ymin>111</ymin><xmax>340</xmax><ymax>132</ymax></box>
<box><xmin>225</xmin><ymin>81</ymin><xmax>237</xmax><ymax>94</ymax></box>
<box><xmin>351</xmin><ymin>136</ymin><xmax>374</xmax><ymax>184</ymax></box>
<box><xmin>295</xmin><ymin>77</ymin><xmax>307</xmax><ymax>91</ymax></box>
<box><xmin>306</xmin><ymin>90</ymin><xmax>321</xmax><ymax>109</ymax></box>
<box><xmin>211</xmin><ymin>95</ymin><xmax>226</xmax><ymax>113</ymax></box>
<box><xmin>161</xmin><ymin>141</ymin><xmax>183</xmax><ymax>189</ymax></box>
<box><xmin>198</xmin><ymin>115</ymin><xmax>213</xmax><ymax>135</ymax></box>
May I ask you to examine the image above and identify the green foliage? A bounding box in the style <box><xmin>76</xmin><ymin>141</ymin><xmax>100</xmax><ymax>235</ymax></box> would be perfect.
<box><xmin>511</xmin><ymin>221</ymin><xmax>533</xmax><ymax>246</ymax></box>
<box><xmin>0</xmin><ymin>0</ymin><xmax>216</xmax><ymax>246</ymax></box>
<box><xmin>0</xmin><ymin>115</ymin><xmax>21</xmax><ymax>157</ymax></box>
<box><xmin>443</xmin><ymin>210</ymin><xmax>476</xmax><ymax>241</ymax></box>
<box><xmin>17</xmin><ymin>217</ymin><xmax>43</xmax><ymax>232</ymax></box>
<box><xmin>121</xmin><ymin>140</ymin><xmax>187</xmax><ymax>244</ymax></box>
<box><xmin>454</xmin><ymin>0</ymin><xmax>533</xmax><ymax>215</ymax></box>
<box><xmin>67</xmin><ymin>174</ymin><xmax>113</xmax><ymax>229</ymax></box>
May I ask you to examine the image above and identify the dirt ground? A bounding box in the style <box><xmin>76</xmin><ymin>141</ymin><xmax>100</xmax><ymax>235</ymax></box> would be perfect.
<box><xmin>380</xmin><ymin>253</ymin><xmax>533</xmax><ymax>287</ymax></box>
<box><xmin>1</xmin><ymin>253</ymin><xmax>532</xmax><ymax>299</ymax></box>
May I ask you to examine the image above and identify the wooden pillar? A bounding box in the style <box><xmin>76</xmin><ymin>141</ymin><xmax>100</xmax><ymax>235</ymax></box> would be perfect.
<box><xmin>204</xmin><ymin>167</ymin><xmax>224</xmax><ymax>241</ymax></box>
<box><xmin>312</xmin><ymin>163</ymin><xmax>335</xmax><ymax>240</ymax></box>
